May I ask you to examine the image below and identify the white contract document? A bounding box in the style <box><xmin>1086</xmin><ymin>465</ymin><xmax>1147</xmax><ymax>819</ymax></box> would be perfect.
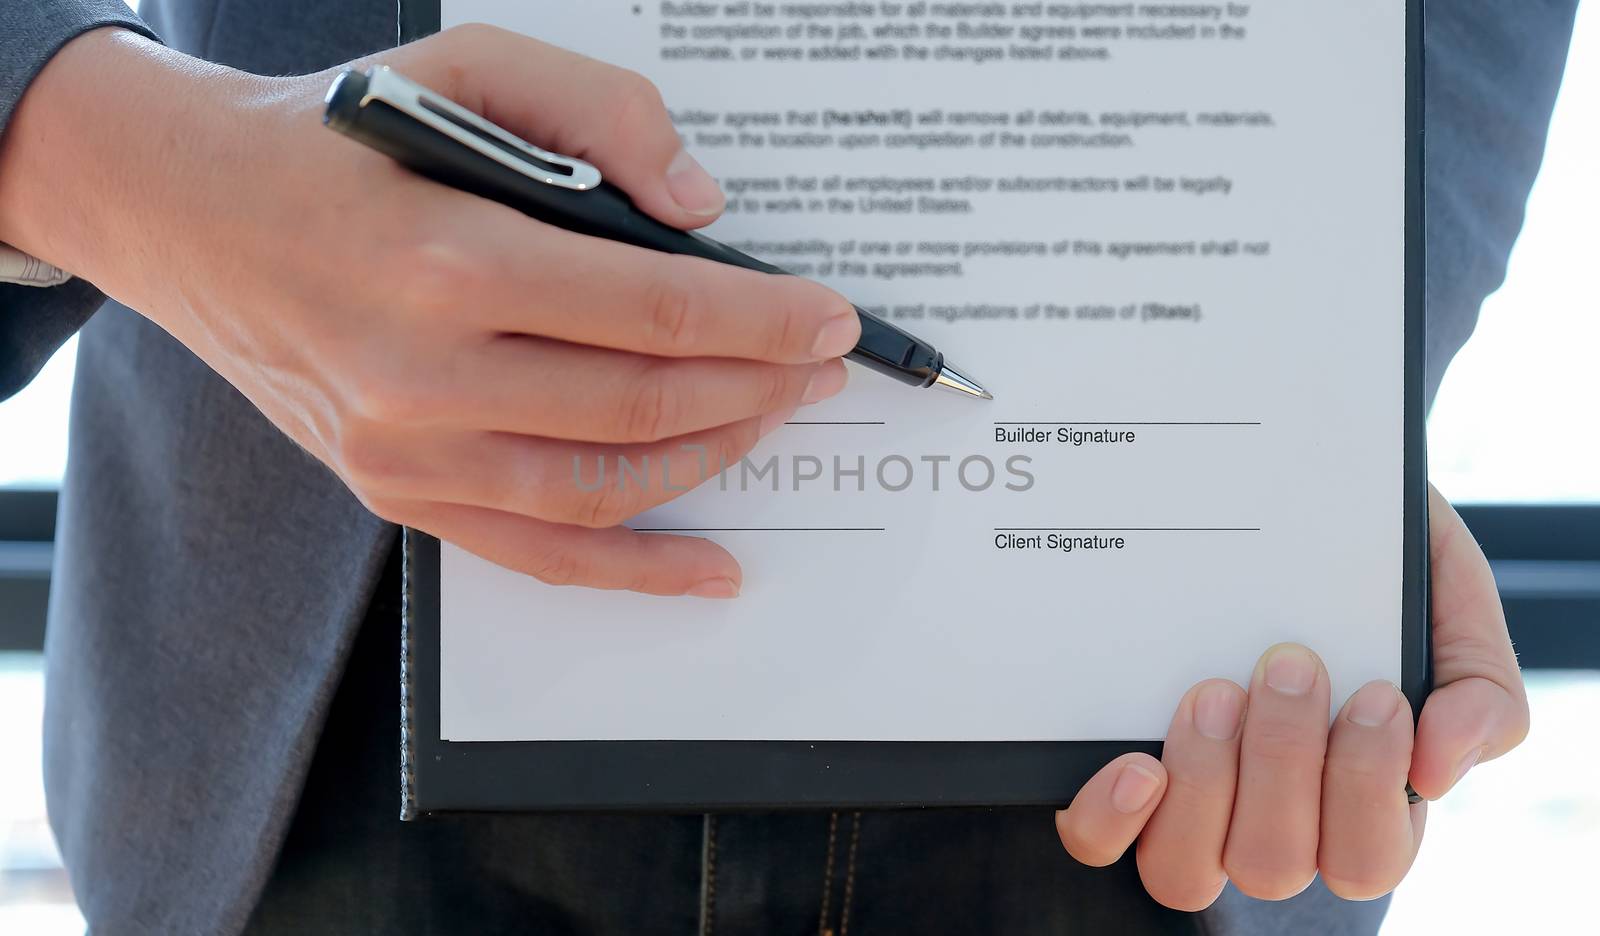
<box><xmin>438</xmin><ymin>1</ymin><xmax>1409</xmax><ymax>742</ymax></box>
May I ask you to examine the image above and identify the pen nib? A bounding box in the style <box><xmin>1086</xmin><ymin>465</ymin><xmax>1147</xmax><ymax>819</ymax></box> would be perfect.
<box><xmin>932</xmin><ymin>362</ymin><xmax>994</xmax><ymax>400</ymax></box>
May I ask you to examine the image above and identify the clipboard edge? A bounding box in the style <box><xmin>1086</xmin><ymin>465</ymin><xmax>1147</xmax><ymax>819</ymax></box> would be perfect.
<box><xmin>398</xmin><ymin>0</ymin><xmax>1432</xmax><ymax>815</ymax></box>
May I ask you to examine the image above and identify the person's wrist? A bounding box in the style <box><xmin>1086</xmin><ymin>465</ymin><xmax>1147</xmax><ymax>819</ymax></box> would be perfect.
<box><xmin>0</xmin><ymin>28</ymin><xmax>268</xmax><ymax>304</ymax></box>
<box><xmin>0</xmin><ymin>28</ymin><xmax>146</xmax><ymax>270</ymax></box>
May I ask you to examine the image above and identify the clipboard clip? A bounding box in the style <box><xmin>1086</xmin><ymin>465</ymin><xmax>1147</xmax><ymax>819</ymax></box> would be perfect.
<box><xmin>328</xmin><ymin>65</ymin><xmax>603</xmax><ymax>191</ymax></box>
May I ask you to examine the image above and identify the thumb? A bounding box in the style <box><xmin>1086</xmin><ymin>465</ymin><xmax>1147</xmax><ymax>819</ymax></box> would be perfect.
<box><xmin>1056</xmin><ymin>753</ymin><xmax>1167</xmax><ymax>868</ymax></box>
<box><xmin>1409</xmin><ymin>485</ymin><xmax>1530</xmax><ymax>799</ymax></box>
<box><xmin>385</xmin><ymin>24</ymin><xmax>725</xmax><ymax>227</ymax></box>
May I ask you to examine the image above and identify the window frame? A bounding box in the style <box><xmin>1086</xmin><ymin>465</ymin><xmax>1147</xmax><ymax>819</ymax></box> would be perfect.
<box><xmin>2</xmin><ymin>489</ymin><xmax>1595</xmax><ymax>665</ymax></box>
<box><xmin>0</xmin><ymin>488</ymin><xmax>54</xmax><ymax>652</ymax></box>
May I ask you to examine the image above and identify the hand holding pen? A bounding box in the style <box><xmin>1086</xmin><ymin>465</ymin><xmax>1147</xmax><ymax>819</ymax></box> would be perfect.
<box><xmin>324</xmin><ymin>66</ymin><xmax>992</xmax><ymax>399</ymax></box>
<box><xmin>21</xmin><ymin>24</ymin><xmax>866</xmax><ymax>597</ymax></box>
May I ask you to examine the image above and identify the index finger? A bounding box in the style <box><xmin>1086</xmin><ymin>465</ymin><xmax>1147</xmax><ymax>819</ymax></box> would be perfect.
<box><xmin>1410</xmin><ymin>486</ymin><xmax>1530</xmax><ymax>799</ymax></box>
<box><xmin>469</xmin><ymin>215</ymin><xmax>860</xmax><ymax>363</ymax></box>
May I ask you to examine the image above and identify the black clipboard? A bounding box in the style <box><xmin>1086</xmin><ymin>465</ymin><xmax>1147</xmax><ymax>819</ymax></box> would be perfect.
<box><xmin>396</xmin><ymin>1</ymin><xmax>1430</xmax><ymax>817</ymax></box>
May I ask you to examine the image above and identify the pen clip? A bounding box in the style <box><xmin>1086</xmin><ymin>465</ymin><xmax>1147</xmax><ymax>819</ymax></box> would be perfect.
<box><xmin>347</xmin><ymin>66</ymin><xmax>603</xmax><ymax>191</ymax></box>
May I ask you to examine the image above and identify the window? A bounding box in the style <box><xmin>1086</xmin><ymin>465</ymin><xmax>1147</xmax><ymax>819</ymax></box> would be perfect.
<box><xmin>0</xmin><ymin>338</ymin><xmax>75</xmax><ymax>489</ymax></box>
<box><xmin>1426</xmin><ymin>10</ymin><xmax>1600</xmax><ymax>505</ymax></box>
<box><xmin>0</xmin><ymin>653</ymin><xmax>74</xmax><ymax>934</ymax></box>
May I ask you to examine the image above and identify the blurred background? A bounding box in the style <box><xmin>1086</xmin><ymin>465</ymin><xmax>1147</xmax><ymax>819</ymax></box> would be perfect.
<box><xmin>2</xmin><ymin>3</ymin><xmax>1596</xmax><ymax>932</ymax></box>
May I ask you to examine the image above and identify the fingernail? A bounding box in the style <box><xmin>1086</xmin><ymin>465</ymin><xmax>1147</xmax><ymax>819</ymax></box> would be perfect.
<box><xmin>802</xmin><ymin>362</ymin><xmax>848</xmax><ymax>404</ymax></box>
<box><xmin>1346</xmin><ymin>681</ymin><xmax>1402</xmax><ymax>728</ymax></box>
<box><xmin>1193</xmin><ymin>682</ymin><xmax>1245</xmax><ymax>741</ymax></box>
<box><xmin>810</xmin><ymin>313</ymin><xmax>860</xmax><ymax>360</ymax></box>
<box><xmin>1110</xmin><ymin>763</ymin><xmax>1162</xmax><ymax>815</ymax></box>
<box><xmin>759</xmin><ymin>406</ymin><xmax>798</xmax><ymax>437</ymax></box>
<box><xmin>1451</xmin><ymin>746</ymin><xmax>1486</xmax><ymax>788</ymax></box>
<box><xmin>666</xmin><ymin>149</ymin><xmax>725</xmax><ymax>216</ymax></box>
<box><xmin>1262</xmin><ymin>644</ymin><xmax>1318</xmax><ymax>696</ymax></box>
<box><xmin>686</xmin><ymin>577</ymin><xmax>740</xmax><ymax>599</ymax></box>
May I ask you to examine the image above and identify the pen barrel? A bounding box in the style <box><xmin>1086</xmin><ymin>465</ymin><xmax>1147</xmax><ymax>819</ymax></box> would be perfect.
<box><xmin>329</xmin><ymin>71</ymin><xmax>745</xmax><ymax>263</ymax></box>
<box><xmin>844</xmin><ymin>310</ymin><xmax>942</xmax><ymax>387</ymax></box>
<box><xmin>328</xmin><ymin>72</ymin><xmax>641</xmax><ymax>241</ymax></box>
<box><xmin>326</xmin><ymin>68</ymin><xmax>942</xmax><ymax>389</ymax></box>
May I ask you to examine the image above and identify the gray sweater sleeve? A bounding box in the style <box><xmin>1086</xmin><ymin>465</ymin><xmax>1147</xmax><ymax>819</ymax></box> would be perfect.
<box><xmin>0</xmin><ymin>1</ymin><xmax>158</xmax><ymax>400</ymax></box>
<box><xmin>1423</xmin><ymin>0</ymin><xmax>1580</xmax><ymax>405</ymax></box>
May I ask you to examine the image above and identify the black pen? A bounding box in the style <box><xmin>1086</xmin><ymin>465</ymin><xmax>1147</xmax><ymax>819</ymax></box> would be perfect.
<box><xmin>323</xmin><ymin>66</ymin><xmax>992</xmax><ymax>400</ymax></box>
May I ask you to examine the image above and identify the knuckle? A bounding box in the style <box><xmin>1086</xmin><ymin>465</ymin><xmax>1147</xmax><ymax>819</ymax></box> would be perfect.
<box><xmin>347</xmin><ymin>369</ymin><xmax>438</xmax><ymax>426</ymax></box>
<box><xmin>622</xmin><ymin>362</ymin><xmax>681</xmax><ymax>442</ymax></box>
<box><xmin>643</xmin><ymin>272</ymin><xmax>701</xmax><ymax>355</ymax></box>
<box><xmin>757</xmin><ymin>366</ymin><xmax>795</xmax><ymax>414</ymax></box>
<box><xmin>442</xmin><ymin>22</ymin><xmax>517</xmax><ymax>60</ymax></box>
<box><xmin>1246</xmin><ymin>722</ymin><xmax>1328</xmax><ymax>766</ymax></box>
<box><xmin>620</xmin><ymin>566</ymin><xmax>654</xmax><ymax>595</ymax></box>
<box><xmin>598</xmin><ymin>70</ymin><xmax>670</xmax><ymax>159</ymax></box>
<box><xmin>577</xmin><ymin>473</ymin><xmax>640</xmax><ymax>529</ymax></box>
<box><xmin>397</xmin><ymin>237</ymin><xmax>495</xmax><ymax>316</ymax></box>
<box><xmin>1156</xmin><ymin>776</ymin><xmax>1227</xmax><ymax>815</ymax></box>
<box><xmin>714</xmin><ymin>422</ymin><xmax>759</xmax><ymax>474</ymax></box>
<box><xmin>1221</xmin><ymin>855</ymin><xmax>1316</xmax><ymax>902</ymax></box>
<box><xmin>333</xmin><ymin>421</ymin><xmax>406</xmax><ymax>496</ymax></box>
<box><xmin>447</xmin><ymin>21</ymin><xmax>500</xmax><ymax>43</ymax></box>
<box><xmin>764</xmin><ymin>289</ymin><xmax>805</xmax><ymax>361</ymax></box>
<box><xmin>522</xmin><ymin>542</ymin><xmax>584</xmax><ymax>587</ymax></box>
<box><xmin>429</xmin><ymin>25</ymin><xmax>506</xmax><ymax>98</ymax></box>
<box><xmin>1322</xmin><ymin>754</ymin><xmax>1394</xmax><ymax>787</ymax></box>
<box><xmin>441</xmin><ymin>22</ymin><xmax>490</xmax><ymax>50</ymax></box>
<box><xmin>610</xmin><ymin>70</ymin><xmax>668</xmax><ymax>129</ymax></box>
